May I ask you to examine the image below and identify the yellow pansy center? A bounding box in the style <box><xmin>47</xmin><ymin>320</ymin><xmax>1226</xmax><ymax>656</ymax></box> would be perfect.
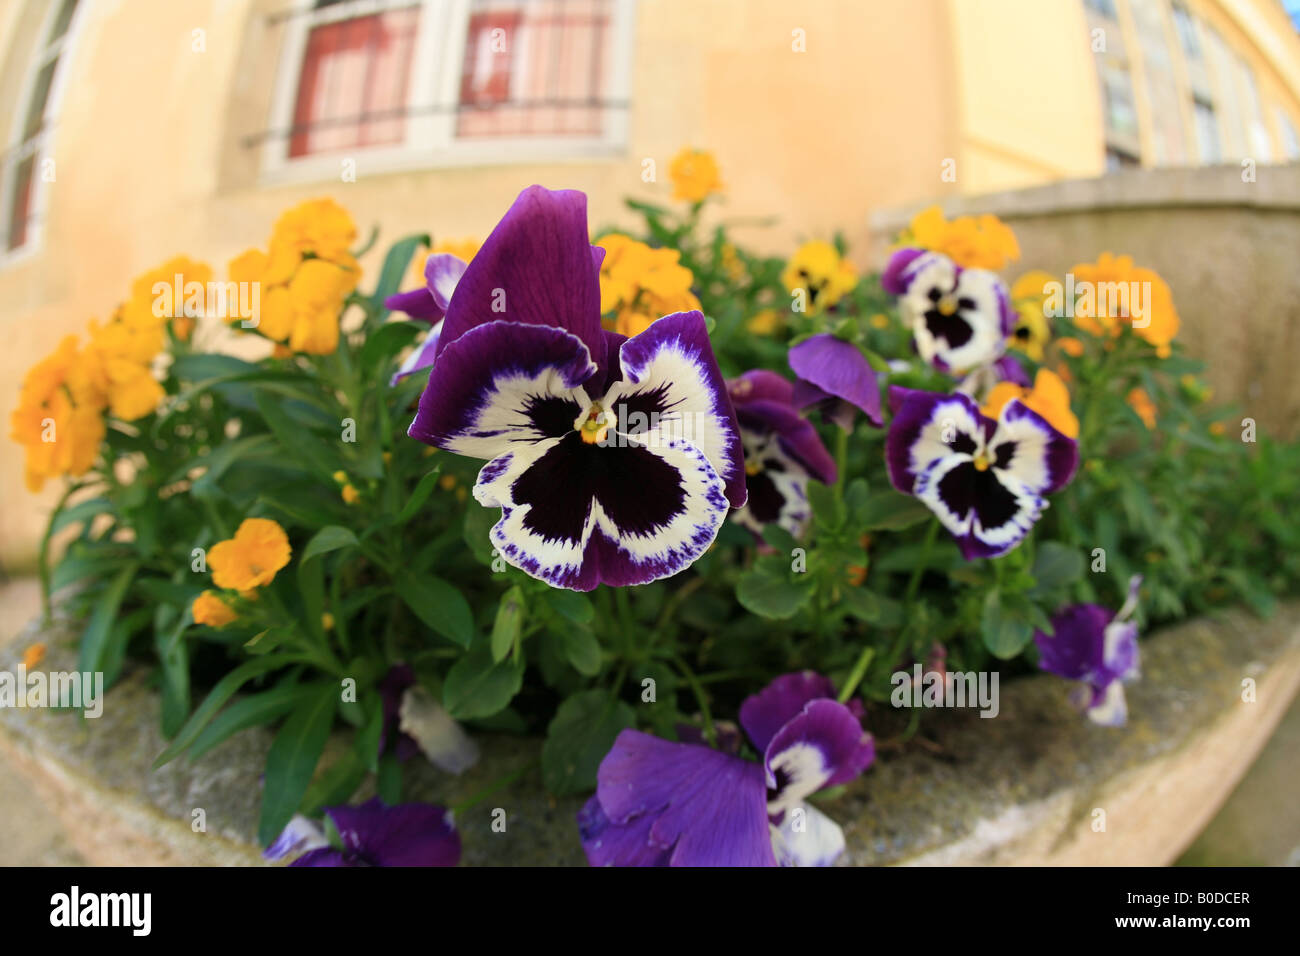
<box><xmin>937</xmin><ymin>295</ymin><xmax>959</xmax><ymax>316</ymax></box>
<box><xmin>745</xmin><ymin>460</ymin><xmax>763</xmax><ymax>476</ymax></box>
<box><xmin>576</xmin><ymin>403</ymin><xmax>610</xmax><ymax>445</ymax></box>
<box><xmin>972</xmin><ymin>452</ymin><xmax>991</xmax><ymax>471</ymax></box>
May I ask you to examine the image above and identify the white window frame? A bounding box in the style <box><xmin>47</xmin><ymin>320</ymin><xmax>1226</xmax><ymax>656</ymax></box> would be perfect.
<box><xmin>260</xmin><ymin>0</ymin><xmax>635</xmax><ymax>186</ymax></box>
<box><xmin>0</xmin><ymin>0</ymin><xmax>85</xmax><ymax>269</ymax></box>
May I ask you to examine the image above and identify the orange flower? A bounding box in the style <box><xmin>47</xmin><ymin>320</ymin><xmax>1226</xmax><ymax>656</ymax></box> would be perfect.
<box><xmin>1069</xmin><ymin>253</ymin><xmax>1179</xmax><ymax>358</ymax></box>
<box><xmin>192</xmin><ymin>590</ymin><xmax>237</xmax><ymax>628</ymax></box>
<box><xmin>983</xmin><ymin>368</ymin><xmax>1079</xmax><ymax>439</ymax></box>
<box><xmin>1056</xmin><ymin>336</ymin><xmax>1085</xmax><ymax>357</ymax></box>
<box><xmin>668</xmin><ymin>148</ymin><xmax>724</xmax><ymax>203</ymax></box>
<box><xmin>22</xmin><ymin>643</ymin><xmax>46</xmax><ymax>670</ymax></box>
<box><xmin>1126</xmin><ymin>387</ymin><xmax>1157</xmax><ymax>429</ymax></box>
<box><xmin>903</xmin><ymin>206</ymin><xmax>1020</xmax><ymax>270</ymax></box>
<box><xmin>208</xmin><ymin>518</ymin><xmax>292</xmax><ymax>590</ymax></box>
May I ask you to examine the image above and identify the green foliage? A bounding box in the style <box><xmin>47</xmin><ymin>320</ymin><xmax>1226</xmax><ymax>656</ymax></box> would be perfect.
<box><xmin>33</xmin><ymin>197</ymin><xmax>1300</xmax><ymax>850</ymax></box>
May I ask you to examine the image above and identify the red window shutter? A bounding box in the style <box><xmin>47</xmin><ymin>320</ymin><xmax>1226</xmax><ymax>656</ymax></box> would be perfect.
<box><xmin>460</xmin><ymin>11</ymin><xmax>522</xmax><ymax>107</ymax></box>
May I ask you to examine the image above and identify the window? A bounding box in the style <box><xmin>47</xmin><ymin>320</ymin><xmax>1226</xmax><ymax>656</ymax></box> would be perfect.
<box><xmin>1193</xmin><ymin>97</ymin><xmax>1221</xmax><ymax>163</ymax></box>
<box><xmin>1278</xmin><ymin>108</ymin><xmax>1300</xmax><ymax>161</ymax></box>
<box><xmin>1</xmin><ymin>0</ymin><xmax>80</xmax><ymax>259</ymax></box>
<box><xmin>260</xmin><ymin>0</ymin><xmax>634</xmax><ymax>181</ymax></box>
<box><xmin>1105</xmin><ymin>147</ymin><xmax>1141</xmax><ymax>171</ymax></box>
<box><xmin>1171</xmin><ymin>2</ymin><xmax>1200</xmax><ymax>59</ymax></box>
<box><xmin>1084</xmin><ymin>0</ymin><xmax>1118</xmax><ymax>20</ymax></box>
<box><xmin>1101</xmin><ymin>64</ymin><xmax>1139</xmax><ymax>140</ymax></box>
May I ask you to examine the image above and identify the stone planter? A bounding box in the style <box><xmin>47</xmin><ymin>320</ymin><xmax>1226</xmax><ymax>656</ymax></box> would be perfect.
<box><xmin>2</xmin><ymin>602</ymin><xmax>1298</xmax><ymax>866</ymax></box>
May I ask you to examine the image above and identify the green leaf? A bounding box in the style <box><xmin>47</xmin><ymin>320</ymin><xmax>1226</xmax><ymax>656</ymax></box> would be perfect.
<box><xmin>78</xmin><ymin>563</ymin><xmax>139</xmax><ymax>677</ymax></box>
<box><xmin>1030</xmin><ymin>541</ymin><xmax>1085</xmax><ymax>592</ymax></box>
<box><xmin>300</xmin><ymin>525</ymin><xmax>359</xmax><ymax>563</ymax></box>
<box><xmin>463</xmin><ymin>505</ymin><xmax>497</xmax><ymax>565</ymax></box>
<box><xmin>254</xmin><ymin>390</ymin><xmax>342</xmax><ymax>480</ymax></box>
<box><xmin>258</xmin><ymin>683</ymin><xmax>339</xmax><ymax>847</ymax></box>
<box><xmin>981</xmin><ymin>589</ymin><xmax>1036</xmax><ymax>659</ymax></box>
<box><xmin>187</xmin><ymin>681</ymin><xmax>321</xmax><ymax>762</ymax></box>
<box><xmin>244</xmin><ymin>625</ymin><xmax>298</xmax><ymax>656</ymax></box>
<box><xmin>395</xmin><ymin>570</ymin><xmax>474</xmax><ymax>647</ymax></box>
<box><xmin>490</xmin><ymin>586</ymin><xmax>525</xmax><ymax>663</ymax></box>
<box><xmin>543</xmin><ymin>589</ymin><xmax>594</xmax><ymax>625</ymax></box>
<box><xmin>807</xmin><ymin>482</ymin><xmax>845</xmax><ymax>529</ymax></box>
<box><xmin>859</xmin><ymin>492</ymin><xmax>932</xmax><ymax>531</ymax></box>
<box><xmin>443</xmin><ymin>644</ymin><xmax>523</xmax><ymax>720</ymax></box>
<box><xmin>394</xmin><ymin>468</ymin><xmax>442</xmax><ymax>524</ymax></box>
<box><xmin>50</xmin><ymin>497</ymin><xmax>113</xmax><ymax>536</ymax></box>
<box><xmin>360</xmin><ymin>319</ymin><xmax>423</xmax><ymax>370</ymax></box>
<box><xmin>368</xmin><ymin>234</ymin><xmax>431</xmax><ymax>315</ymax></box>
<box><xmin>736</xmin><ymin>565</ymin><xmax>814</xmax><ymax>619</ymax></box>
<box><xmin>541</xmin><ymin>690</ymin><xmax>635</xmax><ymax>796</ymax></box>
<box><xmin>841</xmin><ymin>587</ymin><xmax>880</xmax><ymax>622</ymax></box>
<box><xmin>155</xmin><ymin>612</ymin><xmax>191</xmax><ymax>738</ymax></box>
<box><xmin>561</xmin><ymin>627</ymin><xmax>602</xmax><ymax>676</ymax></box>
<box><xmin>153</xmin><ymin>656</ymin><xmax>294</xmax><ymax>768</ymax></box>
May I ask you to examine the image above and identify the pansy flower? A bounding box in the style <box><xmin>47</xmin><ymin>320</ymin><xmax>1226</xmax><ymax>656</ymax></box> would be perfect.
<box><xmin>727</xmin><ymin>370</ymin><xmax>836</xmax><ymax>538</ymax></box>
<box><xmin>407</xmin><ymin>186</ymin><xmax>746</xmax><ymax>591</ymax></box>
<box><xmin>787</xmin><ymin>333</ymin><xmax>882</xmax><ymax>430</ymax></box>
<box><xmin>1034</xmin><ymin>576</ymin><xmax>1142</xmax><ymax>727</ymax></box>
<box><xmin>578</xmin><ymin>671</ymin><xmax>874</xmax><ymax>867</ymax></box>
<box><xmin>266</xmin><ymin>798</ymin><xmax>461</xmax><ymax>867</ymax></box>
<box><xmin>982</xmin><ymin>368</ymin><xmax>1079</xmax><ymax>440</ymax></box>
<box><xmin>780</xmin><ymin>240</ymin><xmax>858</xmax><ymax>315</ymax></box>
<box><xmin>886</xmin><ymin>386</ymin><xmax>1078</xmax><ymax>559</ymax></box>
<box><xmin>882</xmin><ymin>248</ymin><xmax>1015</xmax><ymax>374</ymax></box>
<box><xmin>384</xmin><ymin>253</ymin><xmax>469</xmax><ymax>384</ymax></box>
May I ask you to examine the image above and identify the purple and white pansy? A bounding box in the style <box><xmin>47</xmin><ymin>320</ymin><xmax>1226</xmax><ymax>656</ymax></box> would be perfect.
<box><xmin>385</xmin><ymin>253</ymin><xmax>469</xmax><ymax>385</ymax></box>
<box><xmin>726</xmin><ymin>370</ymin><xmax>836</xmax><ymax>538</ymax></box>
<box><xmin>882</xmin><ymin>247</ymin><xmax>1015</xmax><ymax>375</ymax></box>
<box><xmin>886</xmin><ymin>386</ymin><xmax>1078</xmax><ymax>560</ymax></box>
<box><xmin>265</xmin><ymin>798</ymin><xmax>461</xmax><ymax>867</ymax></box>
<box><xmin>788</xmin><ymin>333</ymin><xmax>883</xmax><ymax>430</ymax></box>
<box><xmin>407</xmin><ymin>186</ymin><xmax>746</xmax><ymax>591</ymax></box>
<box><xmin>577</xmin><ymin>671</ymin><xmax>874</xmax><ymax>867</ymax></box>
<box><xmin>1035</xmin><ymin>576</ymin><xmax>1142</xmax><ymax>727</ymax></box>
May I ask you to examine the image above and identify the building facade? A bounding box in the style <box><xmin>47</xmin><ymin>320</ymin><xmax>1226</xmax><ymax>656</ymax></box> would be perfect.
<box><xmin>1</xmin><ymin>0</ymin><xmax>1298</xmax><ymax>562</ymax></box>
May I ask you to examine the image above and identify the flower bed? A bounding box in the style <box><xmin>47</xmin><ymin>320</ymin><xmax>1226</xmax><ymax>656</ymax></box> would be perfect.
<box><xmin>9</xmin><ymin>150</ymin><xmax>1298</xmax><ymax>866</ymax></box>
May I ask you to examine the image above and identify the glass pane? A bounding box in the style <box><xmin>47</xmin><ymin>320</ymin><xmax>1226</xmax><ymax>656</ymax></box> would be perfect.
<box><xmin>6</xmin><ymin>156</ymin><xmax>36</xmax><ymax>251</ymax></box>
<box><xmin>48</xmin><ymin>0</ymin><xmax>79</xmax><ymax>45</ymax></box>
<box><xmin>22</xmin><ymin>59</ymin><xmax>58</xmax><ymax>142</ymax></box>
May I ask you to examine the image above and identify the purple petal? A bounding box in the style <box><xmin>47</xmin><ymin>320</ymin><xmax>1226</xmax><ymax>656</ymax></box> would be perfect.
<box><xmin>436</xmin><ymin>186</ymin><xmax>604</xmax><ymax>366</ymax></box>
<box><xmin>289</xmin><ymin>847</ymin><xmax>350</xmax><ymax>867</ymax></box>
<box><xmin>425</xmin><ymin>253</ymin><xmax>468</xmax><ymax>314</ymax></box>
<box><xmin>389</xmin><ymin>320</ymin><xmax>442</xmax><ymax>387</ymax></box>
<box><xmin>884</xmin><ymin>387</ymin><xmax>987</xmax><ymax>494</ymax></box>
<box><xmin>993</xmin><ymin>399</ymin><xmax>1079</xmax><ymax>495</ymax></box>
<box><xmin>735</xmin><ymin>399</ymin><xmax>836</xmax><ymax>485</ymax></box>
<box><xmin>763</xmin><ymin>699</ymin><xmax>875</xmax><ymax>817</ymax></box>
<box><xmin>325</xmin><ymin>798</ymin><xmax>460</xmax><ymax>867</ymax></box>
<box><xmin>994</xmin><ymin>353</ymin><xmax>1030</xmax><ymax>387</ymax></box>
<box><xmin>384</xmin><ymin>287</ymin><xmax>443</xmax><ymax>322</ymax></box>
<box><xmin>728</xmin><ymin>369</ymin><xmax>796</xmax><ymax>407</ymax></box>
<box><xmin>739</xmin><ymin>671</ymin><xmax>837</xmax><ymax>753</ymax></box>
<box><xmin>589</xmin><ymin>729</ymin><xmax>776</xmax><ymax>867</ymax></box>
<box><xmin>577</xmin><ymin>795</ymin><xmax>671</xmax><ymax>867</ymax></box>
<box><xmin>788</xmin><ymin>334</ymin><xmax>882</xmax><ymax>427</ymax></box>
<box><xmin>881</xmin><ymin>247</ymin><xmax>931</xmax><ymax>295</ymax></box>
<box><xmin>408</xmin><ymin>321</ymin><xmax>596</xmax><ymax>460</ymax></box>
<box><xmin>1034</xmin><ymin>603</ymin><xmax>1113</xmax><ymax>682</ymax></box>
<box><xmin>264</xmin><ymin>815</ymin><xmax>328</xmax><ymax>862</ymax></box>
<box><xmin>608</xmin><ymin>310</ymin><xmax>747</xmax><ymax>508</ymax></box>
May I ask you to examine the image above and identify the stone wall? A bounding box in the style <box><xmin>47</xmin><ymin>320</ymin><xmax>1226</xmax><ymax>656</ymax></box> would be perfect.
<box><xmin>870</xmin><ymin>164</ymin><xmax>1300</xmax><ymax>440</ymax></box>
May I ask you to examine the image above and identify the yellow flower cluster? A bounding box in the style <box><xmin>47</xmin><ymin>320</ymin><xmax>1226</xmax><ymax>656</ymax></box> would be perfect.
<box><xmin>1069</xmin><ymin>253</ymin><xmax>1180</xmax><ymax>358</ymax></box>
<box><xmin>903</xmin><ymin>206</ymin><xmax>1020</xmax><ymax>271</ymax></box>
<box><xmin>669</xmin><ymin>148</ymin><xmax>724</xmax><ymax>204</ymax></box>
<box><xmin>191</xmin><ymin>517</ymin><xmax>293</xmax><ymax>627</ymax></box>
<box><xmin>781</xmin><ymin>240</ymin><xmax>858</xmax><ymax>315</ymax></box>
<box><xmin>10</xmin><ymin>256</ymin><xmax>212</xmax><ymax>490</ymax></box>
<box><xmin>228</xmin><ymin>199</ymin><xmax>360</xmax><ymax>356</ymax></box>
<box><xmin>597</xmin><ymin>233</ymin><xmax>702</xmax><ymax>337</ymax></box>
<box><xmin>1007</xmin><ymin>271</ymin><xmax>1055</xmax><ymax>362</ymax></box>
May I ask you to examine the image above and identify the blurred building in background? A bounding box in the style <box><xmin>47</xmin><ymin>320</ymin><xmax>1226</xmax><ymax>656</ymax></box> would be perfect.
<box><xmin>1</xmin><ymin>0</ymin><xmax>1299</xmax><ymax>563</ymax></box>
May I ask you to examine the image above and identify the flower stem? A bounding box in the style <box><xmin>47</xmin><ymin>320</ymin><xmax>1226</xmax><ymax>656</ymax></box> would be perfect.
<box><xmin>672</xmin><ymin>653</ymin><xmax>716</xmax><ymax>747</ymax></box>
<box><xmin>837</xmin><ymin>646</ymin><xmax>875</xmax><ymax>704</ymax></box>
<box><xmin>904</xmin><ymin>518</ymin><xmax>940</xmax><ymax>605</ymax></box>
